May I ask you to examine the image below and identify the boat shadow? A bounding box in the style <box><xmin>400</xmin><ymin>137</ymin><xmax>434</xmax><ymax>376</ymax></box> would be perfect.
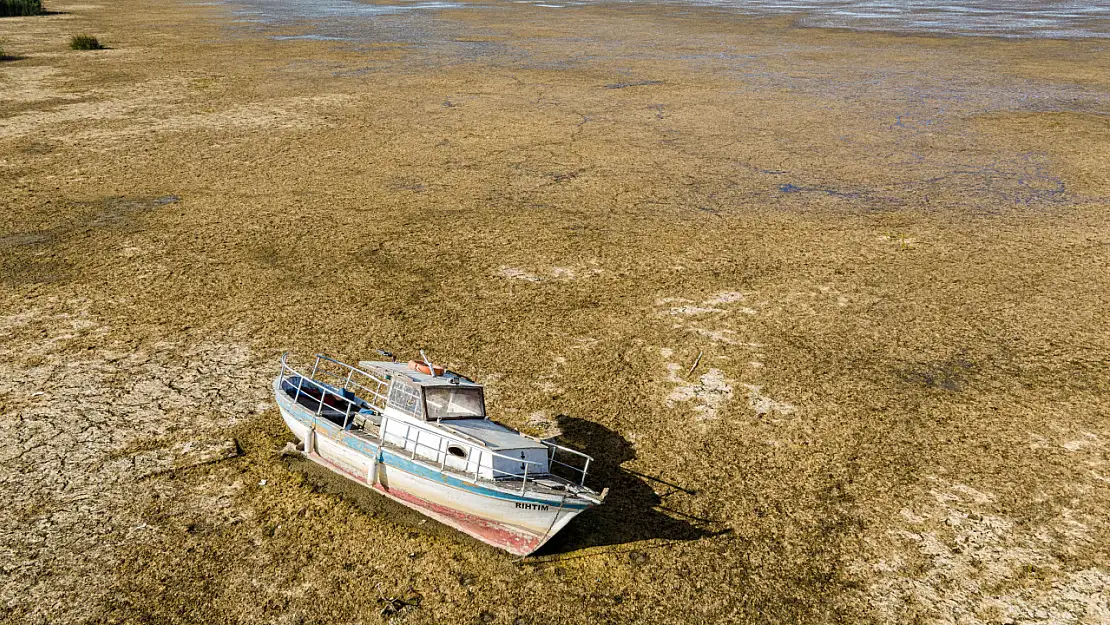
<box><xmin>535</xmin><ymin>414</ymin><xmax>724</xmax><ymax>555</ymax></box>
<box><xmin>278</xmin><ymin>414</ymin><xmax>724</xmax><ymax>557</ymax></box>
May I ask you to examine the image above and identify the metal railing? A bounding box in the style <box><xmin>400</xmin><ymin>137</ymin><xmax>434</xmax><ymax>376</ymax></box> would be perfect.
<box><xmin>377</xmin><ymin>413</ymin><xmax>548</xmax><ymax>493</ymax></box>
<box><xmin>277</xmin><ymin>353</ymin><xmax>596</xmax><ymax>495</ymax></box>
<box><xmin>541</xmin><ymin>440</ymin><xmax>592</xmax><ymax>487</ymax></box>
<box><xmin>279</xmin><ymin>353</ymin><xmax>388</xmax><ymax>430</ymax></box>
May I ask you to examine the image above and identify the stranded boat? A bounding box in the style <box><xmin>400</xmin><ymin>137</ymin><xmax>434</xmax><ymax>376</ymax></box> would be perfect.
<box><xmin>274</xmin><ymin>352</ymin><xmax>606</xmax><ymax>555</ymax></box>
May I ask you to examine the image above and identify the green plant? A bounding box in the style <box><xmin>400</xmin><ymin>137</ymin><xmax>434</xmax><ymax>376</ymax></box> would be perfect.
<box><xmin>0</xmin><ymin>0</ymin><xmax>43</xmax><ymax>17</ymax></box>
<box><xmin>69</xmin><ymin>34</ymin><xmax>104</xmax><ymax>50</ymax></box>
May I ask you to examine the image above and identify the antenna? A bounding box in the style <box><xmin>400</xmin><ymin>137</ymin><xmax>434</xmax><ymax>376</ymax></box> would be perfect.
<box><xmin>419</xmin><ymin>349</ymin><xmax>436</xmax><ymax>377</ymax></box>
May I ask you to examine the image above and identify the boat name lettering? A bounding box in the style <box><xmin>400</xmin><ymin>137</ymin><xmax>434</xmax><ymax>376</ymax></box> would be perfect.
<box><xmin>515</xmin><ymin>502</ymin><xmax>549</xmax><ymax>511</ymax></box>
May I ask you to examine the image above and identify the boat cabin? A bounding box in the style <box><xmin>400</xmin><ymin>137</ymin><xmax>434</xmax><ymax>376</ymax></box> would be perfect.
<box><xmin>357</xmin><ymin>361</ymin><xmax>551</xmax><ymax>481</ymax></box>
<box><xmin>360</xmin><ymin>361</ymin><xmax>486</xmax><ymax>422</ymax></box>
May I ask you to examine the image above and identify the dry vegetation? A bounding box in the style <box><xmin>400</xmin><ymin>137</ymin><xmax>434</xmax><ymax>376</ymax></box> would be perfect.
<box><xmin>68</xmin><ymin>34</ymin><xmax>104</xmax><ymax>51</ymax></box>
<box><xmin>1</xmin><ymin>1</ymin><xmax>1109</xmax><ymax>624</ymax></box>
<box><xmin>0</xmin><ymin>0</ymin><xmax>42</xmax><ymax>18</ymax></box>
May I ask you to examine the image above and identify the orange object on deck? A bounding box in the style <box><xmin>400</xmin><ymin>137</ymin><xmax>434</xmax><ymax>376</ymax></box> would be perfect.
<box><xmin>408</xmin><ymin>359</ymin><xmax>445</xmax><ymax>376</ymax></box>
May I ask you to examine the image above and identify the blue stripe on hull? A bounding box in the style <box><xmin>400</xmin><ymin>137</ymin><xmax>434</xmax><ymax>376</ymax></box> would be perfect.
<box><xmin>275</xmin><ymin>391</ymin><xmax>591</xmax><ymax>511</ymax></box>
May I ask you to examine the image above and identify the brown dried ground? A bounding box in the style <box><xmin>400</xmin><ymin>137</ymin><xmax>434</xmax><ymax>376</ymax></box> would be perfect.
<box><xmin>1</xmin><ymin>1</ymin><xmax>1109</xmax><ymax>624</ymax></box>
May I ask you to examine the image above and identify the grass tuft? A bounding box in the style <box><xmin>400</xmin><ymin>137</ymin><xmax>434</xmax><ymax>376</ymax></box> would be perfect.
<box><xmin>69</xmin><ymin>34</ymin><xmax>104</xmax><ymax>50</ymax></box>
<box><xmin>0</xmin><ymin>0</ymin><xmax>43</xmax><ymax>17</ymax></box>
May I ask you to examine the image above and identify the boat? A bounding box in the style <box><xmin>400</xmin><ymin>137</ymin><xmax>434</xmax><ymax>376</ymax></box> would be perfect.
<box><xmin>273</xmin><ymin>351</ymin><xmax>607</xmax><ymax>556</ymax></box>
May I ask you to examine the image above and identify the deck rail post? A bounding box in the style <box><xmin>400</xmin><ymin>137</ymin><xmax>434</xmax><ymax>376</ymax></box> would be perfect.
<box><xmin>292</xmin><ymin>365</ymin><xmax>306</xmax><ymax>405</ymax></box>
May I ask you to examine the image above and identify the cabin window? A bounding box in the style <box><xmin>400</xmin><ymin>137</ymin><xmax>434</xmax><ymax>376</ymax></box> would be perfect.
<box><xmin>388</xmin><ymin>381</ymin><xmax>423</xmax><ymax>417</ymax></box>
<box><xmin>447</xmin><ymin>445</ymin><xmax>467</xmax><ymax>459</ymax></box>
<box><xmin>424</xmin><ymin>387</ymin><xmax>484</xmax><ymax>420</ymax></box>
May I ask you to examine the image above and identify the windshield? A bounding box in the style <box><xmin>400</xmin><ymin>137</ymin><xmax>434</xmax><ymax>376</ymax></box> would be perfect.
<box><xmin>424</xmin><ymin>387</ymin><xmax>484</xmax><ymax>420</ymax></box>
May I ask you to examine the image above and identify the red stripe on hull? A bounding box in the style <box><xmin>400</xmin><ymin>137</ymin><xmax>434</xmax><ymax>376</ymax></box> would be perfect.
<box><xmin>305</xmin><ymin>452</ymin><xmax>547</xmax><ymax>556</ymax></box>
<box><xmin>375</xmin><ymin>483</ymin><xmax>545</xmax><ymax>556</ymax></box>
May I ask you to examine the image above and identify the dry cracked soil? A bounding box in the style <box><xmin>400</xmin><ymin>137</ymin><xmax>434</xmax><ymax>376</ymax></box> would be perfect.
<box><xmin>1</xmin><ymin>0</ymin><xmax>1109</xmax><ymax>624</ymax></box>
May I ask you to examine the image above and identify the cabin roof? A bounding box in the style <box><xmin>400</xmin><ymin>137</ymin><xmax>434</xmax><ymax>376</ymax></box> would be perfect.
<box><xmin>358</xmin><ymin>360</ymin><xmax>483</xmax><ymax>389</ymax></box>
<box><xmin>440</xmin><ymin>418</ymin><xmax>547</xmax><ymax>451</ymax></box>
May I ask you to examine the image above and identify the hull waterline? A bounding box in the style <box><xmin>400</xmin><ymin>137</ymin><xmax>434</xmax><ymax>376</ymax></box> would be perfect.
<box><xmin>277</xmin><ymin>399</ymin><xmax>591</xmax><ymax>556</ymax></box>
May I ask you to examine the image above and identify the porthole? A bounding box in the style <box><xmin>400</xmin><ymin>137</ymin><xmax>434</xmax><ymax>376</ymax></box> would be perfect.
<box><xmin>447</xmin><ymin>445</ymin><xmax>467</xmax><ymax>459</ymax></box>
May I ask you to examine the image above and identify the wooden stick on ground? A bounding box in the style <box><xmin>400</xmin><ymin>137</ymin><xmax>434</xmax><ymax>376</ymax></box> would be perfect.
<box><xmin>687</xmin><ymin>350</ymin><xmax>703</xmax><ymax>377</ymax></box>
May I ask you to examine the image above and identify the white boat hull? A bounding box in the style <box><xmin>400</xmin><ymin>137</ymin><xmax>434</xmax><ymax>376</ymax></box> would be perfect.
<box><xmin>277</xmin><ymin>398</ymin><xmax>592</xmax><ymax>555</ymax></box>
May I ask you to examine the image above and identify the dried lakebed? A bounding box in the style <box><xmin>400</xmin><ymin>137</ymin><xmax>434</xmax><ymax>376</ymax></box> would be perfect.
<box><xmin>2</xmin><ymin>0</ymin><xmax>1109</xmax><ymax>623</ymax></box>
